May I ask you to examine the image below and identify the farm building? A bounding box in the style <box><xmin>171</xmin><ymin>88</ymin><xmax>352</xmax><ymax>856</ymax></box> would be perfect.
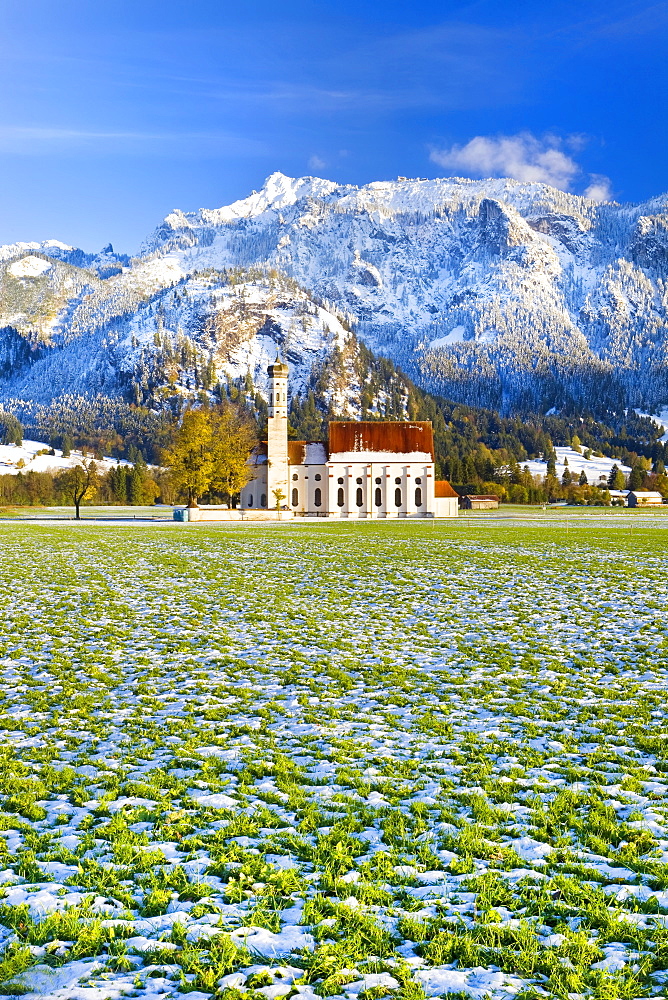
<box><xmin>627</xmin><ymin>491</ymin><xmax>664</xmax><ymax>507</ymax></box>
<box><xmin>239</xmin><ymin>360</ymin><xmax>458</xmax><ymax>518</ymax></box>
<box><xmin>459</xmin><ymin>494</ymin><xmax>500</xmax><ymax>510</ymax></box>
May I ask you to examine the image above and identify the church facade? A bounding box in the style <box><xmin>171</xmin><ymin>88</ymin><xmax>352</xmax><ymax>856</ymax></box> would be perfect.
<box><xmin>239</xmin><ymin>361</ymin><xmax>459</xmax><ymax>518</ymax></box>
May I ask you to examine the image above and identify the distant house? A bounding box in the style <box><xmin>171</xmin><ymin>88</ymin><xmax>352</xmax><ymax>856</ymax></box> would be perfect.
<box><xmin>459</xmin><ymin>494</ymin><xmax>500</xmax><ymax>510</ymax></box>
<box><xmin>627</xmin><ymin>491</ymin><xmax>664</xmax><ymax>507</ymax></box>
<box><xmin>608</xmin><ymin>489</ymin><xmax>629</xmax><ymax>506</ymax></box>
<box><xmin>434</xmin><ymin>480</ymin><xmax>460</xmax><ymax>518</ymax></box>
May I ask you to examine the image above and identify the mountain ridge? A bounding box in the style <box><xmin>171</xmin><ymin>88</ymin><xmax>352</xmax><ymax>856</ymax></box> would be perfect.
<box><xmin>1</xmin><ymin>170</ymin><xmax>667</xmax><ymax>420</ymax></box>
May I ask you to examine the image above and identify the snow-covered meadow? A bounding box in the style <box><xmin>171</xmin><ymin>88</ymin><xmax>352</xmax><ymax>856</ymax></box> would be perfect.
<box><xmin>522</xmin><ymin>447</ymin><xmax>630</xmax><ymax>485</ymax></box>
<box><xmin>0</xmin><ymin>520</ymin><xmax>667</xmax><ymax>999</ymax></box>
<box><xmin>0</xmin><ymin>440</ymin><xmax>131</xmax><ymax>477</ymax></box>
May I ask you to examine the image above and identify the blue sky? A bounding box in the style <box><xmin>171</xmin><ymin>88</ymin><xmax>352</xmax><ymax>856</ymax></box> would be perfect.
<box><xmin>0</xmin><ymin>0</ymin><xmax>665</xmax><ymax>251</ymax></box>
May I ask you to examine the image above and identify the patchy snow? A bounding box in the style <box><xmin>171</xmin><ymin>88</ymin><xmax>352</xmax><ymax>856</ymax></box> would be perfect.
<box><xmin>429</xmin><ymin>326</ymin><xmax>466</xmax><ymax>348</ymax></box>
<box><xmin>1</xmin><ymin>522</ymin><xmax>668</xmax><ymax>997</ymax></box>
<box><xmin>229</xmin><ymin>926</ymin><xmax>315</xmax><ymax>956</ymax></box>
<box><xmin>190</xmin><ymin>791</ymin><xmax>238</xmax><ymax>809</ymax></box>
<box><xmin>42</xmin><ymin>240</ymin><xmax>75</xmax><ymax>251</ymax></box>
<box><xmin>0</xmin><ymin>439</ymin><xmax>130</xmax><ymax>476</ymax></box>
<box><xmin>523</xmin><ymin>446</ymin><xmax>631</xmax><ymax>484</ymax></box>
<box><xmin>415</xmin><ymin>966</ymin><xmax>528</xmax><ymax>998</ymax></box>
<box><xmin>0</xmin><ymin>239</ymin><xmax>73</xmax><ymax>263</ymax></box>
<box><xmin>346</xmin><ymin>973</ymin><xmax>400</xmax><ymax>994</ymax></box>
<box><xmin>636</xmin><ymin>408</ymin><xmax>668</xmax><ymax>443</ymax></box>
<box><xmin>7</xmin><ymin>959</ymin><xmax>106</xmax><ymax>996</ymax></box>
<box><xmin>8</xmin><ymin>255</ymin><xmax>52</xmax><ymax>278</ymax></box>
<box><xmin>509</xmin><ymin>836</ymin><xmax>553</xmax><ymax>861</ymax></box>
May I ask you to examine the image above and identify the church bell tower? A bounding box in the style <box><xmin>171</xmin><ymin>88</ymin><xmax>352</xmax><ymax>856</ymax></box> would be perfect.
<box><xmin>267</xmin><ymin>357</ymin><xmax>289</xmax><ymax>509</ymax></box>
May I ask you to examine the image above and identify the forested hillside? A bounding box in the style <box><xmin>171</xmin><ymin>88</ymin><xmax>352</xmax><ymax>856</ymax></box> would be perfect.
<box><xmin>144</xmin><ymin>172</ymin><xmax>668</xmax><ymax>414</ymax></box>
<box><xmin>2</xmin><ymin>171</ymin><xmax>668</xmax><ymax>419</ymax></box>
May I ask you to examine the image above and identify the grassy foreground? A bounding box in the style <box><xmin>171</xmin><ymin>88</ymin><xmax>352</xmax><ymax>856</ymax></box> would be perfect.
<box><xmin>0</xmin><ymin>520</ymin><xmax>666</xmax><ymax>999</ymax></box>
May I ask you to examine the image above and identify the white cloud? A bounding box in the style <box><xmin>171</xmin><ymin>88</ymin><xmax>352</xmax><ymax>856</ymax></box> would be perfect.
<box><xmin>583</xmin><ymin>173</ymin><xmax>613</xmax><ymax>202</ymax></box>
<box><xmin>430</xmin><ymin>132</ymin><xmax>580</xmax><ymax>189</ymax></box>
<box><xmin>308</xmin><ymin>154</ymin><xmax>326</xmax><ymax>171</ymax></box>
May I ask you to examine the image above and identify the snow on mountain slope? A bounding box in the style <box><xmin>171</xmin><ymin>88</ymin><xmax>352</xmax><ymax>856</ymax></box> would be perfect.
<box><xmin>140</xmin><ymin>172</ymin><xmax>668</xmax><ymax>413</ymax></box>
<box><xmin>0</xmin><ymin>260</ymin><xmax>354</xmax><ymax>411</ymax></box>
<box><xmin>1</xmin><ymin>172</ymin><xmax>667</xmax><ymax>416</ymax></box>
<box><xmin>0</xmin><ymin>252</ymin><xmax>101</xmax><ymax>345</ymax></box>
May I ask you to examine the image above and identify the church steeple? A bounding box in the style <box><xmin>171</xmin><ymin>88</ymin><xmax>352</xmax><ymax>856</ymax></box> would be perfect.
<box><xmin>266</xmin><ymin>355</ymin><xmax>289</xmax><ymax>506</ymax></box>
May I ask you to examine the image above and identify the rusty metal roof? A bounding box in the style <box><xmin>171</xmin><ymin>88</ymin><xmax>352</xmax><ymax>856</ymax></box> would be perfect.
<box><xmin>288</xmin><ymin>441</ymin><xmax>306</xmax><ymax>465</ymax></box>
<box><xmin>435</xmin><ymin>480</ymin><xmax>459</xmax><ymax>498</ymax></box>
<box><xmin>328</xmin><ymin>421</ymin><xmax>434</xmax><ymax>458</ymax></box>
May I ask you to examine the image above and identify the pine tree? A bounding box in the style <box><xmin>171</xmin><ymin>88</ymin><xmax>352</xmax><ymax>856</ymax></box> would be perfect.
<box><xmin>608</xmin><ymin>464</ymin><xmax>626</xmax><ymax>490</ymax></box>
<box><xmin>0</xmin><ymin>412</ymin><xmax>23</xmax><ymax>446</ymax></box>
<box><xmin>629</xmin><ymin>465</ymin><xmax>645</xmax><ymax>490</ymax></box>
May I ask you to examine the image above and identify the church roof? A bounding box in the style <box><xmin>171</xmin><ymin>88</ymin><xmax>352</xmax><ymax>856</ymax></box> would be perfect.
<box><xmin>435</xmin><ymin>480</ymin><xmax>459</xmax><ymax>498</ymax></box>
<box><xmin>288</xmin><ymin>441</ymin><xmax>305</xmax><ymax>465</ymax></box>
<box><xmin>288</xmin><ymin>441</ymin><xmax>328</xmax><ymax>465</ymax></box>
<box><xmin>255</xmin><ymin>422</ymin><xmax>436</xmax><ymax>465</ymax></box>
<box><xmin>328</xmin><ymin>421</ymin><xmax>434</xmax><ymax>459</ymax></box>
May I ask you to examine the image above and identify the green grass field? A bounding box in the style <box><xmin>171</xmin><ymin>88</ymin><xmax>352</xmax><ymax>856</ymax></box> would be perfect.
<box><xmin>0</xmin><ymin>520</ymin><xmax>666</xmax><ymax>999</ymax></box>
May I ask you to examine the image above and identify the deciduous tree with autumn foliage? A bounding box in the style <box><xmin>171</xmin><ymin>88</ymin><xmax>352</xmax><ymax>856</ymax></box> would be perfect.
<box><xmin>162</xmin><ymin>404</ymin><xmax>256</xmax><ymax>506</ymax></box>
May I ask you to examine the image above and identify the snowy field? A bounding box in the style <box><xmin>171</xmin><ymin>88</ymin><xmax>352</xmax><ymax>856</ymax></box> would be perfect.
<box><xmin>0</xmin><ymin>521</ymin><xmax>667</xmax><ymax>1000</ymax></box>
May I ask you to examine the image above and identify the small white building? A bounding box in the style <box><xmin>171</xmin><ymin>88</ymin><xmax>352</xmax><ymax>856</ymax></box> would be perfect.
<box><xmin>627</xmin><ymin>490</ymin><xmax>664</xmax><ymax>507</ymax></box>
<box><xmin>240</xmin><ymin>360</ymin><xmax>458</xmax><ymax>518</ymax></box>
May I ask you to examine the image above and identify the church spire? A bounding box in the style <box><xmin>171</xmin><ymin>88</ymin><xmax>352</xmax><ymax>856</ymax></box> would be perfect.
<box><xmin>266</xmin><ymin>354</ymin><xmax>289</xmax><ymax>508</ymax></box>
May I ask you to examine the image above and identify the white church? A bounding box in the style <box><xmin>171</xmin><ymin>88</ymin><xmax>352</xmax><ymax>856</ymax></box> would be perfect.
<box><xmin>239</xmin><ymin>359</ymin><xmax>459</xmax><ymax>518</ymax></box>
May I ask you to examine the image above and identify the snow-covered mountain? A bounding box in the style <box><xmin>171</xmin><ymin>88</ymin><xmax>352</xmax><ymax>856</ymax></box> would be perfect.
<box><xmin>1</xmin><ymin>171</ymin><xmax>667</xmax><ymax>416</ymax></box>
<box><xmin>0</xmin><ymin>250</ymin><xmax>364</xmax><ymax>417</ymax></box>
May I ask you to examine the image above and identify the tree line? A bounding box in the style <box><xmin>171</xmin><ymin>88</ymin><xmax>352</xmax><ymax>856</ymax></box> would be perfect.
<box><xmin>0</xmin><ymin>458</ymin><xmax>163</xmax><ymax>516</ymax></box>
<box><xmin>0</xmin><ymin>401</ymin><xmax>257</xmax><ymax>514</ymax></box>
<box><xmin>3</xmin><ymin>328</ymin><xmax>668</xmax><ymax>511</ymax></box>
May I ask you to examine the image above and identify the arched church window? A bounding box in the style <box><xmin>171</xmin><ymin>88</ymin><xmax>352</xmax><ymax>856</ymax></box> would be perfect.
<box><xmin>292</xmin><ymin>488</ymin><xmax>298</xmax><ymax>506</ymax></box>
<box><xmin>338</xmin><ymin>477</ymin><xmax>344</xmax><ymax>484</ymax></box>
<box><xmin>415</xmin><ymin>487</ymin><xmax>422</xmax><ymax>507</ymax></box>
<box><xmin>416</xmin><ymin>477</ymin><xmax>422</xmax><ymax>484</ymax></box>
<box><xmin>375</xmin><ymin>477</ymin><xmax>381</xmax><ymax>484</ymax></box>
<box><xmin>395</xmin><ymin>487</ymin><xmax>402</xmax><ymax>507</ymax></box>
<box><xmin>292</xmin><ymin>473</ymin><xmax>298</xmax><ymax>480</ymax></box>
<box><xmin>375</xmin><ymin>487</ymin><xmax>382</xmax><ymax>507</ymax></box>
<box><xmin>337</xmin><ymin>487</ymin><xmax>344</xmax><ymax>507</ymax></box>
<box><xmin>395</xmin><ymin>477</ymin><xmax>402</xmax><ymax>484</ymax></box>
<box><xmin>356</xmin><ymin>487</ymin><xmax>363</xmax><ymax>507</ymax></box>
<box><xmin>314</xmin><ymin>488</ymin><xmax>322</xmax><ymax>507</ymax></box>
<box><xmin>260</xmin><ymin>494</ymin><xmax>267</xmax><ymax>507</ymax></box>
<box><xmin>356</xmin><ymin>477</ymin><xmax>363</xmax><ymax>484</ymax></box>
<box><xmin>248</xmin><ymin>495</ymin><xmax>254</xmax><ymax>507</ymax></box>
<box><xmin>315</xmin><ymin>474</ymin><xmax>321</xmax><ymax>481</ymax></box>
